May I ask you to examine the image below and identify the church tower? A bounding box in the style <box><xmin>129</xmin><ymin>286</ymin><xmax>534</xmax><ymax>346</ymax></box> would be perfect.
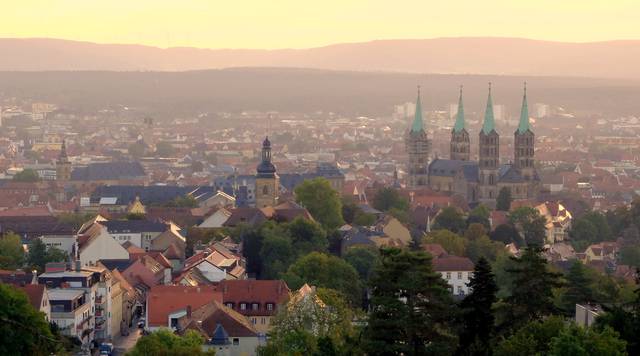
<box><xmin>405</xmin><ymin>87</ymin><xmax>431</xmax><ymax>187</ymax></box>
<box><xmin>514</xmin><ymin>83</ymin><xmax>535</xmax><ymax>181</ymax></box>
<box><xmin>450</xmin><ymin>86</ymin><xmax>470</xmax><ymax>161</ymax></box>
<box><xmin>255</xmin><ymin>137</ymin><xmax>279</xmax><ymax>208</ymax></box>
<box><xmin>56</xmin><ymin>139</ymin><xmax>72</xmax><ymax>181</ymax></box>
<box><xmin>478</xmin><ymin>84</ymin><xmax>500</xmax><ymax>204</ymax></box>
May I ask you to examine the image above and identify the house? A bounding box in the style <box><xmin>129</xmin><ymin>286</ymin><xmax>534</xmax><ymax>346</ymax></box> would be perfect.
<box><xmin>77</xmin><ymin>223</ymin><xmax>129</xmax><ymax>266</ymax></box>
<box><xmin>175</xmin><ymin>243</ymin><xmax>246</xmax><ymax>285</ymax></box>
<box><xmin>15</xmin><ymin>284</ymin><xmax>51</xmax><ymax>321</ymax></box>
<box><xmin>149</xmin><ymin>224</ymin><xmax>187</xmax><ymax>261</ymax></box>
<box><xmin>82</xmin><ymin>264</ymin><xmax>124</xmax><ymax>340</ymax></box>
<box><xmin>110</xmin><ymin>268</ymin><xmax>138</xmax><ymax>329</ymax></box>
<box><xmin>584</xmin><ymin>241</ymin><xmax>619</xmax><ymax>262</ymax></box>
<box><xmin>375</xmin><ymin>215</ymin><xmax>412</xmax><ymax>246</ymax></box>
<box><xmin>432</xmin><ymin>255</ymin><xmax>475</xmax><ymax>296</ymax></box>
<box><xmin>197</xmin><ymin>207</ymin><xmax>232</xmax><ymax>228</ymax></box>
<box><xmin>535</xmin><ymin>201</ymin><xmax>573</xmax><ymax>244</ymax></box>
<box><xmin>0</xmin><ymin>215</ymin><xmax>74</xmax><ymax>241</ymax></box>
<box><xmin>101</xmin><ymin>220</ymin><xmax>170</xmax><ymax>250</ymax></box>
<box><xmin>177</xmin><ymin>300</ymin><xmax>261</xmax><ymax>356</ymax></box>
<box><xmin>146</xmin><ymin>285</ymin><xmax>222</xmax><ymax>331</ymax></box>
<box><xmin>218</xmin><ymin>280</ymin><xmax>290</xmax><ymax>334</ymax></box>
<box><xmin>198</xmin><ymin>190</ymin><xmax>236</xmax><ymax>209</ymax></box>
<box><xmin>575</xmin><ymin>304</ymin><xmax>602</xmax><ymax>327</ymax></box>
<box><xmin>70</xmin><ymin>161</ymin><xmax>147</xmax><ymax>184</ymax></box>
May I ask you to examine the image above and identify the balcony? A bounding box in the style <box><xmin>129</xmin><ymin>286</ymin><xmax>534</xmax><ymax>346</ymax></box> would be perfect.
<box><xmin>95</xmin><ymin>296</ymin><xmax>105</xmax><ymax>304</ymax></box>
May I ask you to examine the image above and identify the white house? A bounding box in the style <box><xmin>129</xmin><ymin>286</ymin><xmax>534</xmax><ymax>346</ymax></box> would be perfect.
<box><xmin>77</xmin><ymin>224</ymin><xmax>129</xmax><ymax>266</ymax></box>
<box><xmin>432</xmin><ymin>255</ymin><xmax>475</xmax><ymax>296</ymax></box>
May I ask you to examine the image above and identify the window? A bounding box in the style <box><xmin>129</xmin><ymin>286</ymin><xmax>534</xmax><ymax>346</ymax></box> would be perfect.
<box><xmin>266</xmin><ymin>303</ymin><xmax>274</xmax><ymax>311</ymax></box>
<box><xmin>251</xmin><ymin>318</ymin><xmax>256</xmax><ymax>324</ymax></box>
<box><xmin>445</xmin><ymin>272</ymin><xmax>451</xmax><ymax>279</ymax></box>
<box><xmin>261</xmin><ymin>318</ymin><xmax>266</xmax><ymax>324</ymax></box>
<box><xmin>233</xmin><ymin>338</ymin><xmax>239</xmax><ymax>346</ymax></box>
<box><xmin>457</xmin><ymin>286</ymin><xmax>463</xmax><ymax>295</ymax></box>
<box><xmin>225</xmin><ymin>302</ymin><xmax>234</xmax><ymax>309</ymax></box>
<box><xmin>252</xmin><ymin>303</ymin><xmax>259</xmax><ymax>310</ymax></box>
<box><xmin>263</xmin><ymin>185</ymin><xmax>269</xmax><ymax>195</ymax></box>
<box><xmin>240</xmin><ymin>303</ymin><xmax>247</xmax><ymax>310</ymax></box>
<box><xmin>457</xmin><ymin>272</ymin><xmax>463</xmax><ymax>279</ymax></box>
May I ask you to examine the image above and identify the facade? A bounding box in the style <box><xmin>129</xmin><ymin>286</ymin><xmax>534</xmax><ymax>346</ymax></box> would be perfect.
<box><xmin>432</xmin><ymin>255</ymin><xmax>475</xmax><ymax>296</ymax></box>
<box><xmin>406</xmin><ymin>84</ymin><xmax>540</xmax><ymax>206</ymax></box>
<box><xmin>255</xmin><ymin>137</ymin><xmax>280</xmax><ymax>208</ymax></box>
<box><xmin>405</xmin><ymin>88</ymin><xmax>431</xmax><ymax>187</ymax></box>
<box><xmin>535</xmin><ymin>201</ymin><xmax>573</xmax><ymax>244</ymax></box>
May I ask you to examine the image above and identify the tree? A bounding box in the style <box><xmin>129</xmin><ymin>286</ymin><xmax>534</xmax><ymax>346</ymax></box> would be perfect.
<box><xmin>128</xmin><ymin>329</ymin><xmax>214</xmax><ymax>356</ymax></box>
<box><xmin>559</xmin><ymin>260</ymin><xmax>595</xmax><ymax>315</ymax></box>
<box><xmin>372</xmin><ymin>187</ymin><xmax>409</xmax><ymax>212</ymax></box>
<box><xmin>424</xmin><ymin>229</ymin><xmax>467</xmax><ymax>256</ymax></box>
<box><xmin>260</xmin><ymin>233</ymin><xmax>295</xmax><ymax>279</ymax></box>
<box><xmin>286</xmin><ymin>217</ymin><xmax>328</xmax><ymax>255</ymax></box>
<box><xmin>0</xmin><ymin>284</ymin><xmax>60</xmax><ymax>355</ymax></box>
<box><xmin>569</xmin><ymin>218</ymin><xmax>598</xmax><ymax>252</ymax></box>
<box><xmin>467</xmin><ymin>204</ymin><xmax>491</xmax><ymax>230</ymax></box>
<box><xmin>494</xmin><ymin>316</ymin><xmax>566</xmax><ymax>356</ymax></box>
<box><xmin>502</xmin><ymin>246</ymin><xmax>563</xmax><ymax>331</ymax></box>
<box><xmin>295</xmin><ymin>178</ymin><xmax>344</xmax><ymax>230</ymax></box>
<box><xmin>282</xmin><ymin>252</ymin><xmax>361</xmax><ymax>306</ymax></box>
<box><xmin>508</xmin><ymin>207</ymin><xmax>547</xmax><ymax>246</ymax></box>
<box><xmin>457</xmin><ymin>258</ymin><xmax>498</xmax><ymax>356</ymax></box>
<box><xmin>27</xmin><ymin>239</ymin><xmax>68</xmax><ymax>273</ymax></box>
<box><xmin>0</xmin><ymin>233</ymin><xmax>25</xmax><ymax>270</ymax></box>
<box><xmin>465</xmin><ymin>236</ymin><xmax>505</xmax><ymax>263</ymax></box>
<box><xmin>549</xmin><ymin>324</ymin><xmax>626</xmax><ymax>356</ymax></box>
<box><xmin>344</xmin><ymin>246</ymin><xmax>380</xmax><ymax>282</ymax></box>
<box><xmin>464</xmin><ymin>223</ymin><xmax>487</xmax><ymax>241</ymax></box>
<box><xmin>154</xmin><ymin>141</ymin><xmax>176</xmax><ymax>157</ymax></box>
<box><xmin>128</xmin><ymin>141</ymin><xmax>146</xmax><ymax>158</ymax></box>
<box><xmin>363</xmin><ymin>248</ymin><xmax>456</xmax><ymax>355</ymax></box>
<box><xmin>496</xmin><ymin>187</ymin><xmax>512</xmax><ymax>211</ymax></box>
<box><xmin>619</xmin><ymin>245</ymin><xmax>640</xmax><ymax>268</ymax></box>
<box><xmin>432</xmin><ymin>207</ymin><xmax>466</xmax><ymax>234</ymax></box>
<box><xmin>490</xmin><ymin>223</ymin><xmax>523</xmax><ymax>246</ymax></box>
<box><xmin>13</xmin><ymin>169</ymin><xmax>40</xmax><ymax>182</ymax></box>
<box><xmin>342</xmin><ymin>199</ymin><xmax>376</xmax><ymax>226</ymax></box>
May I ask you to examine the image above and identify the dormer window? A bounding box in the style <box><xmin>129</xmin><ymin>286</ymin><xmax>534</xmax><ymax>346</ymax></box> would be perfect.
<box><xmin>266</xmin><ymin>303</ymin><xmax>274</xmax><ymax>311</ymax></box>
<box><xmin>240</xmin><ymin>303</ymin><xmax>247</xmax><ymax>310</ymax></box>
<box><xmin>252</xmin><ymin>303</ymin><xmax>259</xmax><ymax>310</ymax></box>
<box><xmin>225</xmin><ymin>302</ymin><xmax>234</xmax><ymax>309</ymax></box>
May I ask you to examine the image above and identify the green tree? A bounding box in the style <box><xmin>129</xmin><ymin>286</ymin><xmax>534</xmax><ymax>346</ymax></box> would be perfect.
<box><xmin>56</xmin><ymin>212</ymin><xmax>96</xmax><ymax>231</ymax></box>
<box><xmin>464</xmin><ymin>223</ymin><xmax>487</xmax><ymax>241</ymax></box>
<box><xmin>465</xmin><ymin>235</ymin><xmax>505</xmax><ymax>263</ymax></box>
<box><xmin>286</xmin><ymin>217</ymin><xmax>328</xmax><ymax>255</ymax></box>
<box><xmin>372</xmin><ymin>187</ymin><xmax>409</xmax><ymax>212</ymax></box>
<box><xmin>502</xmin><ymin>246</ymin><xmax>563</xmax><ymax>331</ymax></box>
<box><xmin>0</xmin><ymin>284</ymin><xmax>60</xmax><ymax>355</ymax></box>
<box><xmin>549</xmin><ymin>324</ymin><xmax>626</xmax><ymax>356</ymax></box>
<box><xmin>155</xmin><ymin>141</ymin><xmax>176</xmax><ymax>157</ymax></box>
<box><xmin>282</xmin><ymin>252</ymin><xmax>361</xmax><ymax>306</ymax></box>
<box><xmin>433</xmin><ymin>206</ymin><xmax>466</xmax><ymax>234</ymax></box>
<box><xmin>490</xmin><ymin>223</ymin><xmax>523</xmax><ymax>246</ymax></box>
<box><xmin>27</xmin><ymin>239</ymin><xmax>67</xmax><ymax>273</ymax></box>
<box><xmin>424</xmin><ymin>229</ymin><xmax>467</xmax><ymax>256</ymax></box>
<box><xmin>128</xmin><ymin>329</ymin><xmax>214</xmax><ymax>356</ymax></box>
<box><xmin>0</xmin><ymin>233</ymin><xmax>25</xmax><ymax>270</ymax></box>
<box><xmin>559</xmin><ymin>260</ymin><xmax>595</xmax><ymax>315</ymax></box>
<box><xmin>569</xmin><ymin>218</ymin><xmax>598</xmax><ymax>252</ymax></box>
<box><xmin>295</xmin><ymin>178</ymin><xmax>344</xmax><ymax>230</ymax></box>
<box><xmin>260</xmin><ymin>233</ymin><xmax>295</xmax><ymax>279</ymax></box>
<box><xmin>13</xmin><ymin>169</ymin><xmax>40</xmax><ymax>182</ymax></box>
<box><xmin>508</xmin><ymin>207</ymin><xmax>547</xmax><ymax>246</ymax></box>
<box><xmin>494</xmin><ymin>316</ymin><xmax>565</xmax><ymax>356</ymax></box>
<box><xmin>618</xmin><ymin>245</ymin><xmax>640</xmax><ymax>268</ymax></box>
<box><xmin>496</xmin><ymin>187</ymin><xmax>512</xmax><ymax>211</ymax></box>
<box><xmin>363</xmin><ymin>248</ymin><xmax>456</xmax><ymax>355</ymax></box>
<box><xmin>457</xmin><ymin>257</ymin><xmax>498</xmax><ymax>356</ymax></box>
<box><xmin>344</xmin><ymin>246</ymin><xmax>380</xmax><ymax>282</ymax></box>
<box><xmin>341</xmin><ymin>198</ymin><xmax>376</xmax><ymax>226</ymax></box>
<box><xmin>467</xmin><ymin>204</ymin><xmax>491</xmax><ymax>230</ymax></box>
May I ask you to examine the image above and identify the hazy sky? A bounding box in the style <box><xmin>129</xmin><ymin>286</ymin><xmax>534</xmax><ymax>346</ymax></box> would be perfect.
<box><xmin>1</xmin><ymin>0</ymin><xmax>638</xmax><ymax>49</ymax></box>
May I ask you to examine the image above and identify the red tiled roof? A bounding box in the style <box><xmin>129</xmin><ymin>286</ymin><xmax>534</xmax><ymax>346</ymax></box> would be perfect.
<box><xmin>219</xmin><ymin>280</ymin><xmax>290</xmax><ymax>316</ymax></box>
<box><xmin>147</xmin><ymin>285</ymin><xmax>222</xmax><ymax>327</ymax></box>
<box><xmin>432</xmin><ymin>255</ymin><xmax>474</xmax><ymax>272</ymax></box>
<box><xmin>16</xmin><ymin>284</ymin><xmax>46</xmax><ymax>310</ymax></box>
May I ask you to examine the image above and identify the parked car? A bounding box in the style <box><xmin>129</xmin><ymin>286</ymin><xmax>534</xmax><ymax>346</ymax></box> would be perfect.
<box><xmin>137</xmin><ymin>318</ymin><xmax>145</xmax><ymax>329</ymax></box>
<box><xmin>99</xmin><ymin>343</ymin><xmax>113</xmax><ymax>356</ymax></box>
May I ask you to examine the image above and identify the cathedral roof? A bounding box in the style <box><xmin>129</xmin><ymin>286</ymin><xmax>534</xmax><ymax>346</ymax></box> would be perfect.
<box><xmin>410</xmin><ymin>87</ymin><xmax>424</xmax><ymax>133</ymax></box>
<box><xmin>429</xmin><ymin>159</ymin><xmax>477</xmax><ymax>180</ymax></box>
<box><xmin>453</xmin><ymin>86</ymin><xmax>465</xmax><ymax>133</ymax></box>
<box><xmin>481</xmin><ymin>83</ymin><xmax>496</xmax><ymax>135</ymax></box>
<box><xmin>517</xmin><ymin>82</ymin><xmax>531</xmax><ymax>134</ymax></box>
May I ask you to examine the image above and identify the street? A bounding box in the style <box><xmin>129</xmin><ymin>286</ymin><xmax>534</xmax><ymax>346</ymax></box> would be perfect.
<box><xmin>111</xmin><ymin>324</ymin><xmax>142</xmax><ymax>355</ymax></box>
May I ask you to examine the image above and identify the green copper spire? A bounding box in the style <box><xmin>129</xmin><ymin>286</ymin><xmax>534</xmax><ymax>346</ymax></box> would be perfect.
<box><xmin>517</xmin><ymin>82</ymin><xmax>530</xmax><ymax>134</ymax></box>
<box><xmin>453</xmin><ymin>85</ymin><xmax>465</xmax><ymax>133</ymax></box>
<box><xmin>410</xmin><ymin>86</ymin><xmax>424</xmax><ymax>133</ymax></box>
<box><xmin>481</xmin><ymin>82</ymin><xmax>496</xmax><ymax>135</ymax></box>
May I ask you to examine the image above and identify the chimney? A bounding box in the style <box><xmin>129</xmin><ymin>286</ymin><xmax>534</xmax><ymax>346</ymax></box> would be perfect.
<box><xmin>75</xmin><ymin>260</ymin><xmax>81</xmax><ymax>272</ymax></box>
<box><xmin>31</xmin><ymin>270</ymin><xmax>38</xmax><ymax>285</ymax></box>
<box><xmin>186</xmin><ymin>305</ymin><xmax>192</xmax><ymax>318</ymax></box>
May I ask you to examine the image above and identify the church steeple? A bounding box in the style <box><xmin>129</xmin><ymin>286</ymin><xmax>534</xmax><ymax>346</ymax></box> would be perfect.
<box><xmin>58</xmin><ymin>139</ymin><xmax>69</xmax><ymax>164</ymax></box>
<box><xmin>453</xmin><ymin>85</ymin><xmax>465</xmax><ymax>133</ymax></box>
<box><xmin>517</xmin><ymin>82</ymin><xmax>530</xmax><ymax>134</ymax></box>
<box><xmin>481</xmin><ymin>82</ymin><xmax>496</xmax><ymax>135</ymax></box>
<box><xmin>255</xmin><ymin>136</ymin><xmax>279</xmax><ymax>208</ymax></box>
<box><xmin>410</xmin><ymin>86</ymin><xmax>424</xmax><ymax>133</ymax></box>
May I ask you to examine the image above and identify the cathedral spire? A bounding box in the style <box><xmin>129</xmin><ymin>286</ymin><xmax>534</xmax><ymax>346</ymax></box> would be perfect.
<box><xmin>453</xmin><ymin>85</ymin><xmax>465</xmax><ymax>133</ymax></box>
<box><xmin>517</xmin><ymin>82</ymin><xmax>530</xmax><ymax>134</ymax></box>
<box><xmin>481</xmin><ymin>82</ymin><xmax>496</xmax><ymax>135</ymax></box>
<box><xmin>58</xmin><ymin>139</ymin><xmax>69</xmax><ymax>163</ymax></box>
<box><xmin>410</xmin><ymin>86</ymin><xmax>424</xmax><ymax>133</ymax></box>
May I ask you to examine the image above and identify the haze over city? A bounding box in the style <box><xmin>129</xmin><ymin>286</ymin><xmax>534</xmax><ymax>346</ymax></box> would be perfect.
<box><xmin>1</xmin><ymin>2</ymin><xmax>640</xmax><ymax>356</ymax></box>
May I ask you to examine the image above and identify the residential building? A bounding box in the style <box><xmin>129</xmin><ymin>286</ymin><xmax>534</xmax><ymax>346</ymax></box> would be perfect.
<box><xmin>146</xmin><ymin>285</ymin><xmax>222</xmax><ymax>331</ymax></box>
<box><xmin>432</xmin><ymin>255</ymin><xmax>475</xmax><ymax>296</ymax></box>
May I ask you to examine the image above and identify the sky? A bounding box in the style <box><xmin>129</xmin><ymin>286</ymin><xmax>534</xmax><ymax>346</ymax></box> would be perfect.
<box><xmin>1</xmin><ymin>0</ymin><xmax>639</xmax><ymax>49</ymax></box>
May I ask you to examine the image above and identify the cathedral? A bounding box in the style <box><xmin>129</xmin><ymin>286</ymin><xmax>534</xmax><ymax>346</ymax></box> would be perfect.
<box><xmin>405</xmin><ymin>83</ymin><xmax>539</xmax><ymax>207</ymax></box>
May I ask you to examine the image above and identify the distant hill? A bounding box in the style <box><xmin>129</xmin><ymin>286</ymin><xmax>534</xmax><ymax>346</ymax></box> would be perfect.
<box><xmin>0</xmin><ymin>69</ymin><xmax>638</xmax><ymax>117</ymax></box>
<box><xmin>0</xmin><ymin>37</ymin><xmax>640</xmax><ymax>79</ymax></box>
